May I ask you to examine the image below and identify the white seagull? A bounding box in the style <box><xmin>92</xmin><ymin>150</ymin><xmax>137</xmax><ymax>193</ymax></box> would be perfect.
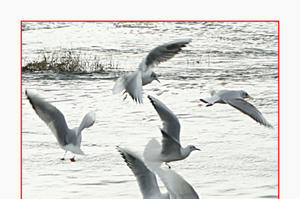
<box><xmin>112</xmin><ymin>39</ymin><xmax>192</xmax><ymax>103</ymax></box>
<box><xmin>200</xmin><ymin>90</ymin><xmax>273</xmax><ymax>128</ymax></box>
<box><xmin>144</xmin><ymin>95</ymin><xmax>200</xmax><ymax>168</ymax></box>
<box><xmin>117</xmin><ymin>146</ymin><xmax>199</xmax><ymax>199</ymax></box>
<box><xmin>117</xmin><ymin>146</ymin><xmax>170</xmax><ymax>199</ymax></box>
<box><xmin>26</xmin><ymin>90</ymin><xmax>96</xmax><ymax>161</ymax></box>
<box><xmin>154</xmin><ymin>167</ymin><xmax>199</xmax><ymax>199</ymax></box>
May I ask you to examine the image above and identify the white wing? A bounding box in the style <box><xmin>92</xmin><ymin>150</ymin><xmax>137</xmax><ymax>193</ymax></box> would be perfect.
<box><xmin>155</xmin><ymin>167</ymin><xmax>199</xmax><ymax>199</ymax></box>
<box><xmin>77</xmin><ymin>111</ymin><xmax>96</xmax><ymax>135</ymax></box>
<box><xmin>112</xmin><ymin>75</ymin><xmax>127</xmax><ymax>94</ymax></box>
<box><xmin>26</xmin><ymin>90</ymin><xmax>69</xmax><ymax>147</ymax></box>
<box><xmin>143</xmin><ymin>138</ymin><xmax>163</xmax><ymax>166</ymax></box>
<box><xmin>125</xmin><ymin>71</ymin><xmax>143</xmax><ymax>103</ymax></box>
<box><xmin>225</xmin><ymin>98</ymin><xmax>273</xmax><ymax>128</ymax></box>
<box><xmin>139</xmin><ymin>39</ymin><xmax>192</xmax><ymax>72</ymax></box>
<box><xmin>117</xmin><ymin>147</ymin><xmax>163</xmax><ymax>198</ymax></box>
<box><xmin>148</xmin><ymin>95</ymin><xmax>181</xmax><ymax>142</ymax></box>
<box><xmin>113</xmin><ymin>71</ymin><xmax>144</xmax><ymax>103</ymax></box>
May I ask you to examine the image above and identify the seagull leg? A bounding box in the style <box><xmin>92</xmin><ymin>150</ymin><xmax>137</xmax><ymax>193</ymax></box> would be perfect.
<box><xmin>60</xmin><ymin>151</ymin><xmax>67</xmax><ymax>160</ymax></box>
<box><xmin>165</xmin><ymin>162</ymin><xmax>171</xmax><ymax>169</ymax></box>
<box><xmin>70</xmin><ymin>156</ymin><xmax>76</xmax><ymax>162</ymax></box>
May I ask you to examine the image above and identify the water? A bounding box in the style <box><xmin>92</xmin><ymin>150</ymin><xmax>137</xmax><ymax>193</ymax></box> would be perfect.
<box><xmin>22</xmin><ymin>22</ymin><xmax>278</xmax><ymax>199</ymax></box>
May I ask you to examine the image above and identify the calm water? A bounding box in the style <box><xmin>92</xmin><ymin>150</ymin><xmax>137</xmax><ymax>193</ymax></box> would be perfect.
<box><xmin>22</xmin><ymin>22</ymin><xmax>278</xmax><ymax>199</ymax></box>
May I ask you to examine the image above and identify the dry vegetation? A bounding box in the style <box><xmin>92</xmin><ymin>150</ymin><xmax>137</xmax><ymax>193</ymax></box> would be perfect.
<box><xmin>22</xmin><ymin>50</ymin><xmax>118</xmax><ymax>73</ymax></box>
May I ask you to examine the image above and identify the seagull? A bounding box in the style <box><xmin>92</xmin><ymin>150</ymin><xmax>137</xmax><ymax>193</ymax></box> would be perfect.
<box><xmin>25</xmin><ymin>90</ymin><xmax>96</xmax><ymax>161</ymax></box>
<box><xmin>117</xmin><ymin>146</ymin><xmax>170</xmax><ymax>199</ymax></box>
<box><xmin>117</xmin><ymin>146</ymin><xmax>199</xmax><ymax>199</ymax></box>
<box><xmin>200</xmin><ymin>90</ymin><xmax>273</xmax><ymax>128</ymax></box>
<box><xmin>144</xmin><ymin>95</ymin><xmax>200</xmax><ymax>168</ymax></box>
<box><xmin>154</xmin><ymin>167</ymin><xmax>199</xmax><ymax>199</ymax></box>
<box><xmin>112</xmin><ymin>39</ymin><xmax>192</xmax><ymax>103</ymax></box>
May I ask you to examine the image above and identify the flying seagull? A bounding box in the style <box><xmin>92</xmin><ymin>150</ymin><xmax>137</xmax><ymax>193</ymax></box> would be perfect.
<box><xmin>200</xmin><ymin>90</ymin><xmax>273</xmax><ymax>128</ymax></box>
<box><xmin>117</xmin><ymin>146</ymin><xmax>170</xmax><ymax>199</ymax></box>
<box><xmin>26</xmin><ymin>90</ymin><xmax>96</xmax><ymax>161</ymax></box>
<box><xmin>144</xmin><ymin>95</ymin><xmax>200</xmax><ymax>168</ymax></box>
<box><xmin>117</xmin><ymin>146</ymin><xmax>199</xmax><ymax>199</ymax></box>
<box><xmin>113</xmin><ymin>39</ymin><xmax>192</xmax><ymax>103</ymax></box>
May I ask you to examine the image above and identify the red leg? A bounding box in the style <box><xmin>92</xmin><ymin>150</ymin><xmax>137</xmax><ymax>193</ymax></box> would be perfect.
<box><xmin>70</xmin><ymin>157</ymin><xmax>76</xmax><ymax>162</ymax></box>
<box><xmin>61</xmin><ymin>151</ymin><xmax>67</xmax><ymax>160</ymax></box>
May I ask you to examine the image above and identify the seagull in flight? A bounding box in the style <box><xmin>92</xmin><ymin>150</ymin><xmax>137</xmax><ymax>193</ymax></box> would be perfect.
<box><xmin>144</xmin><ymin>95</ymin><xmax>200</xmax><ymax>168</ymax></box>
<box><xmin>117</xmin><ymin>146</ymin><xmax>170</xmax><ymax>199</ymax></box>
<box><xmin>200</xmin><ymin>89</ymin><xmax>273</xmax><ymax>128</ymax></box>
<box><xmin>113</xmin><ymin>39</ymin><xmax>192</xmax><ymax>103</ymax></box>
<box><xmin>117</xmin><ymin>146</ymin><xmax>199</xmax><ymax>199</ymax></box>
<box><xmin>26</xmin><ymin>90</ymin><xmax>96</xmax><ymax>161</ymax></box>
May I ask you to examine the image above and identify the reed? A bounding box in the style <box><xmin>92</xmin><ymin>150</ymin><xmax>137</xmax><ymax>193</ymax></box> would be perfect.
<box><xmin>22</xmin><ymin>50</ymin><xmax>118</xmax><ymax>73</ymax></box>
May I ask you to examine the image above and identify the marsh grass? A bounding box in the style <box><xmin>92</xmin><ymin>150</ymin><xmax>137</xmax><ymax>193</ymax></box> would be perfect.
<box><xmin>22</xmin><ymin>50</ymin><xmax>118</xmax><ymax>73</ymax></box>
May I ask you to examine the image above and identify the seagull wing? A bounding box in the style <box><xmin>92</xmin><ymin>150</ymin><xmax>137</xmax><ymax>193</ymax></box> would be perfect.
<box><xmin>124</xmin><ymin>71</ymin><xmax>143</xmax><ymax>103</ymax></box>
<box><xmin>117</xmin><ymin>147</ymin><xmax>162</xmax><ymax>198</ymax></box>
<box><xmin>155</xmin><ymin>167</ymin><xmax>199</xmax><ymax>199</ymax></box>
<box><xmin>112</xmin><ymin>75</ymin><xmax>127</xmax><ymax>94</ymax></box>
<box><xmin>26</xmin><ymin>90</ymin><xmax>69</xmax><ymax>146</ymax></box>
<box><xmin>148</xmin><ymin>95</ymin><xmax>181</xmax><ymax>142</ymax></box>
<box><xmin>225</xmin><ymin>98</ymin><xmax>273</xmax><ymax>128</ymax></box>
<box><xmin>160</xmin><ymin>129</ymin><xmax>181</xmax><ymax>156</ymax></box>
<box><xmin>77</xmin><ymin>111</ymin><xmax>96</xmax><ymax>136</ymax></box>
<box><xmin>139</xmin><ymin>39</ymin><xmax>192</xmax><ymax>72</ymax></box>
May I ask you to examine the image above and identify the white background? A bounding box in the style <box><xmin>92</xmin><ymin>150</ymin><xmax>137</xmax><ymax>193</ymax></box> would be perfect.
<box><xmin>0</xmin><ymin>1</ymin><xmax>297</xmax><ymax>198</ymax></box>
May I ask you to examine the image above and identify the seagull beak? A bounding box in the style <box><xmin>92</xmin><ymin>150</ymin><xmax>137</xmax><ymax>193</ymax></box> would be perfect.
<box><xmin>195</xmin><ymin>147</ymin><xmax>201</xmax><ymax>151</ymax></box>
<box><xmin>248</xmin><ymin>95</ymin><xmax>253</xmax><ymax>99</ymax></box>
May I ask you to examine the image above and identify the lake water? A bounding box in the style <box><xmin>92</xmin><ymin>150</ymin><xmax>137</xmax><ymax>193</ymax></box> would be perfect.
<box><xmin>22</xmin><ymin>22</ymin><xmax>278</xmax><ymax>199</ymax></box>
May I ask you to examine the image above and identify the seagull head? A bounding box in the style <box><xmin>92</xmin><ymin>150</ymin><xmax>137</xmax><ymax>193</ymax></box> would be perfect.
<box><xmin>182</xmin><ymin>145</ymin><xmax>201</xmax><ymax>158</ymax></box>
<box><xmin>150</xmin><ymin>72</ymin><xmax>160</xmax><ymax>83</ymax></box>
<box><xmin>187</xmin><ymin>145</ymin><xmax>201</xmax><ymax>152</ymax></box>
<box><xmin>240</xmin><ymin>90</ymin><xmax>253</xmax><ymax>99</ymax></box>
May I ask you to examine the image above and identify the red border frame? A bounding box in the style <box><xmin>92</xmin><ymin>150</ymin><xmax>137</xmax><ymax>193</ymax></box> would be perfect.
<box><xmin>20</xmin><ymin>20</ymin><xmax>280</xmax><ymax>199</ymax></box>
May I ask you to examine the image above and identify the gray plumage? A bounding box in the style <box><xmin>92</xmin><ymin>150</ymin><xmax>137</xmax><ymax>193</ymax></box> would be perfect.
<box><xmin>26</xmin><ymin>90</ymin><xmax>96</xmax><ymax>155</ymax></box>
<box><xmin>117</xmin><ymin>147</ymin><xmax>170</xmax><ymax>199</ymax></box>
<box><xmin>113</xmin><ymin>39</ymin><xmax>191</xmax><ymax>103</ymax></box>
<box><xmin>144</xmin><ymin>95</ymin><xmax>200</xmax><ymax>165</ymax></box>
<box><xmin>118</xmin><ymin>146</ymin><xmax>199</xmax><ymax>199</ymax></box>
<box><xmin>200</xmin><ymin>90</ymin><xmax>273</xmax><ymax>128</ymax></box>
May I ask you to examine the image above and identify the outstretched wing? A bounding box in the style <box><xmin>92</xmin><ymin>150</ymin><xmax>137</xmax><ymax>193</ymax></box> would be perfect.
<box><xmin>26</xmin><ymin>90</ymin><xmax>69</xmax><ymax>146</ymax></box>
<box><xmin>148</xmin><ymin>95</ymin><xmax>181</xmax><ymax>142</ymax></box>
<box><xmin>117</xmin><ymin>147</ymin><xmax>162</xmax><ymax>198</ymax></box>
<box><xmin>155</xmin><ymin>167</ymin><xmax>199</xmax><ymax>199</ymax></box>
<box><xmin>139</xmin><ymin>39</ymin><xmax>192</xmax><ymax>72</ymax></box>
<box><xmin>77</xmin><ymin>111</ymin><xmax>96</xmax><ymax>135</ymax></box>
<box><xmin>160</xmin><ymin>129</ymin><xmax>181</xmax><ymax>156</ymax></box>
<box><xmin>125</xmin><ymin>71</ymin><xmax>143</xmax><ymax>103</ymax></box>
<box><xmin>112</xmin><ymin>71</ymin><xmax>143</xmax><ymax>103</ymax></box>
<box><xmin>225</xmin><ymin>98</ymin><xmax>273</xmax><ymax>128</ymax></box>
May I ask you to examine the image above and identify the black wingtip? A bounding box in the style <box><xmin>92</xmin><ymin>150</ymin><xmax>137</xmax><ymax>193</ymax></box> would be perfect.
<box><xmin>160</xmin><ymin>128</ymin><xmax>168</xmax><ymax>136</ymax></box>
<box><xmin>25</xmin><ymin>89</ymin><xmax>29</xmax><ymax>98</ymax></box>
<box><xmin>265</xmin><ymin>123</ymin><xmax>274</xmax><ymax>129</ymax></box>
<box><xmin>200</xmin><ymin>99</ymin><xmax>208</xmax><ymax>103</ymax></box>
<box><xmin>148</xmin><ymin>95</ymin><xmax>155</xmax><ymax>104</ymax></box>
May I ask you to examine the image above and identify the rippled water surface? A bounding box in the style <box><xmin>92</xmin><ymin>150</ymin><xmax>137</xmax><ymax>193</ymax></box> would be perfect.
<box><xmin>22</xmin><ymin>22</ymin><xmax>278</xmax><ymax>199</ymax></box>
